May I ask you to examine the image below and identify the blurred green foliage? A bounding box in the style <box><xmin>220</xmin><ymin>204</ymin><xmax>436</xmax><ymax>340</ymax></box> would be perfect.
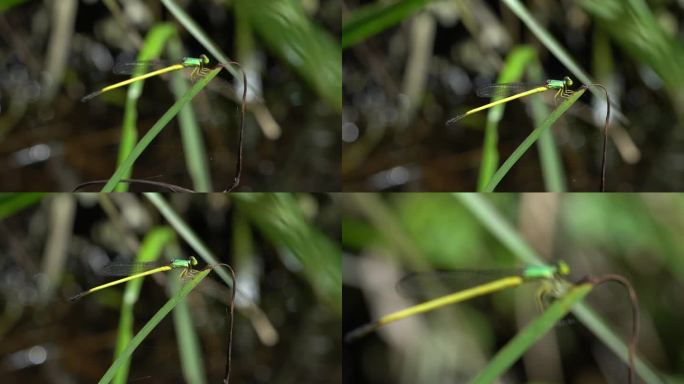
<box><xmin>0</xmin><ymin>193</ymin><xmax>44</xmax><ymax>219</ymax></box>
<box><xmin>237</xmin><ymin>0</ymin><xmax>342</xmax><ymax>110</ymax></box>
<box><xmin>0</xmin><ymin>0</ymin><xmax>27</xmax><ymax>12</ymax></box>
<box><xmin>344</xmin><ymin>193</ymin><xmax>683</xmax><ymax>383</ymax></box>
<box><xmin>581</xmin><ymin>0</ymin><xmax>684</xmax><ymax>111</ymax></box>
<box><xmin>234</xmin><ymin>193</ymin><xmax>342</xmax><ymax>313</ymax></box>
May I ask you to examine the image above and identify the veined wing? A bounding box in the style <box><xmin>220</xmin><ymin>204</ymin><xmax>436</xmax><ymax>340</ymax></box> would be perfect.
<box><xmin>396</xmin><ymin>268</ymin><xmax>527</xmax><ymax>299</ymax></box>
<box><xmin>99</xmin><ymin>260</ymin><xmax>168</xmax><ymax>276</ymax></box>
<box><xmin>475</xmin><ymin>82</ymin><xmax>547</xmax><ymax>98</ymax></box>
<box><xmin>112</xmin><ymin>60</ymin><xmax>179</xmax><ymax>75</ymax></box>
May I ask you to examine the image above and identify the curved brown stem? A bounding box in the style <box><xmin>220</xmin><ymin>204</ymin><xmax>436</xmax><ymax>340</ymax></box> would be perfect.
<box><xmin>213</xmin><ymin>61</ymin><xmax>247</xmax><ymax>193</ymax></box>
<box><xmin>204</xmin><ymin>262</ymin><xmax>237</xmax><ymax>384</ymax></box>
<box><xmin>580</xmin><ymin>274</ymin><xmax>639</xmax><ymax>384</ymax></box>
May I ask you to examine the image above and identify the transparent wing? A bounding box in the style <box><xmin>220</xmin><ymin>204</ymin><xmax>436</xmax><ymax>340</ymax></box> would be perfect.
<box><xmin>396</xmin><ymin>268</ymin><xmax>526</xmax><ymax>299</ymax></box>
<box><xmin>112</xmin><ymin>61</ymin><xmax>175</xmax><ymax>75</ymax></box>
<box><xmin>445</xmin><ymin>113</ymin><xmax>468</xmax><ymax>127</ymax></box>
<box><xmin>475</xmin><ymin>83</ymin><xmax>545</xmax><ymax>98</ymax></box>
<box><xmin>99</xmin><ymin>261</ymin><xmax>166</xmax><ymax>276</ymax></box>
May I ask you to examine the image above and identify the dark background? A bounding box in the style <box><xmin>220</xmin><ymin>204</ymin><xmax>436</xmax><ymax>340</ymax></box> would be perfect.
<box><xmin>342</xmin><ymin>0</ymin><xmax>684</xmax><ymax>191</ymax></box>
<box><xmin>0</xmin><ymin>193</ymin><xmax>341</xmax><ymax>383</ymax></box>
<box><xmin>0</xmin><ymin>1</ymin><xmax>341</xmax><ymax>192</ymax></box>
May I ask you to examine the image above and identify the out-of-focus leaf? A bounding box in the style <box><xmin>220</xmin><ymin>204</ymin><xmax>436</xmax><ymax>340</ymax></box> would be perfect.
<box><xmin>236</xmin><ymin>0</ymin><xmax>342</xmax><ymax>110</ymax></box>
<box><xmin>342</xmin><ymin>0</ymin><xmax>431</xmax><ymax>49</ymax></box>
<box><xmin>0</xmin><ymin>0</ymin><xmax>29</xmax><ymax>12</ymax></box>
<box><xmin>0</xmin><ymin>193</ymin><xmax>44</xmax><ymax>219</ymax></box>
<box><xmin>233</xmin><ymin>193</ymin><xmax>341</xmax><ymax>314</ymax></box>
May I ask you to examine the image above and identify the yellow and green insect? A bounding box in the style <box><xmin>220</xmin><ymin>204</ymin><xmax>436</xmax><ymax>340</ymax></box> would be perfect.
<box><xmin>82</xmin><ymin>54</ymin><xmax>211</xmax><ymax>102</ymax></box>
<box><xmin>345</xmin><ymin>261</ymin><xmax>571</xmax><ymax>342</ymax></box>
<box><xmin>69</xmin><ymin>257</ymin><xmax>198</xmax><ymax>301</ymax></box>
<box><xmin>447</xmin><ymin>77</ymin><xmax>575</xmax><ymax>126</ymax></box>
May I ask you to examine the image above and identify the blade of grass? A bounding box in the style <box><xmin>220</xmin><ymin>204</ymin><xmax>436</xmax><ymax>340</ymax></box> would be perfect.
<box><xmin>342</xmin><ymin>0</ymin><xmax>432</xmax><ymax>49</ymax></box>
<box><xmin>115</xmin><ymin>23</ymin><xmax>177</xmax><ymax>192</ymax></box>
<box><xmin>471</xmin><ymin>283</ymin><xmax>593</xmax><ymax>384</ymax></box>
<box><xmin>533</xmin><ymin>105</ymin><xmax>566</xmax><ymax>191</ymax></box>
<box><xmin>502</xmin><ymin>0</ymin><xmax>591</xmax><ymax>86</ymax></box>
<box><xmin>476</xmin><ymin>46</ymin><xmax>537</xmax><ymax>191</ymax></box>
<box><xmin>483</xmin><ymin>88</ymin><xmax>585</xmax><ymax>192</ymax></box>
<box><xmin>0</xmin><ymin>193</ymin><xmax>44</xmax><ymax>219</ymax></box>
<box><xmin>527</xmin><ymin>62</ymin><xmax>566</xmax><ymax>191</ymax></box>
<box><xmin>167</xmin><ymin>38</ymin><xmax>213</xmax><ymax>192</ymax></box>
<box><xmin>160</xmin><ymin>0</ymin><xmax>248</xmax><ymax>89</ymax></box>
<box><xmin>98</xmin><ymin>268</ymin><xmax>211</xmax><ymax>384</ymax></box>
<box><xmin>101</xmin><ymin>67</ymin><xmax>221</xmax><ymax>192</ymax></box>
<box><xmin>501</xmin><ymin>0</ymin><xmax>623</xmax><ymax>122</ymax></box>
<box><xmin>455</xmin><ymin>194</ymin><xmax>666</xmax><ymax>384</ymax></box>
<box><xmin>144</xmin><ymin>193</ymin><xmax>234</xmax><ymax>290</ymax></box>
<box><xmin>112</xmin><ymin>227</ymin><xmax>175</xmax><ymax>384</ymax></box>
<box><xmin>453</xmin><ymin>194</ymin><xmax>544</xmax><ymax>265</ymax></box>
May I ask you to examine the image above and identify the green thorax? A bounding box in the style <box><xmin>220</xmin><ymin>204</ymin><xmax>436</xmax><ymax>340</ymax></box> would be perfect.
<box><xmin>522</xmin><ymin>261</ymin><xmax>570</xmax><ymax>280</ymax></box>
<box><xmin>170</xmin><ymin>256</ymin><xmax>198</xmax><ymax>269</ymax></box>
<box><xmin>181</xmin><ymin>54</ymin><xmax>209</xmax><ymax>67</ymax></box>
<box><xmin>546</xmin><ymin>76</ymin><xmax>573</xmax><ymax>90</ymax></box>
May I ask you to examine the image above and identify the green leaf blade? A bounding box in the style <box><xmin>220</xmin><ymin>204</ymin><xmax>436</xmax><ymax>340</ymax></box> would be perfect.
<box><xmin>98</xmin><ymin>269</ymin><xmax>211</xmax><ymax>384</ymax></box>
<box><xmin>483</xmin><ymin>88</ymin><xmax>585</xmax><ymax>192</ymax></box>
<box><xmin>102</xmin><ymin>67</ymin><xmax>222</xmax><ymax>192</ymax></box>
<box><xmin>471</xmin><ymin>284</ymin><xmax>593</xmax><ymax>384</ymax></box>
